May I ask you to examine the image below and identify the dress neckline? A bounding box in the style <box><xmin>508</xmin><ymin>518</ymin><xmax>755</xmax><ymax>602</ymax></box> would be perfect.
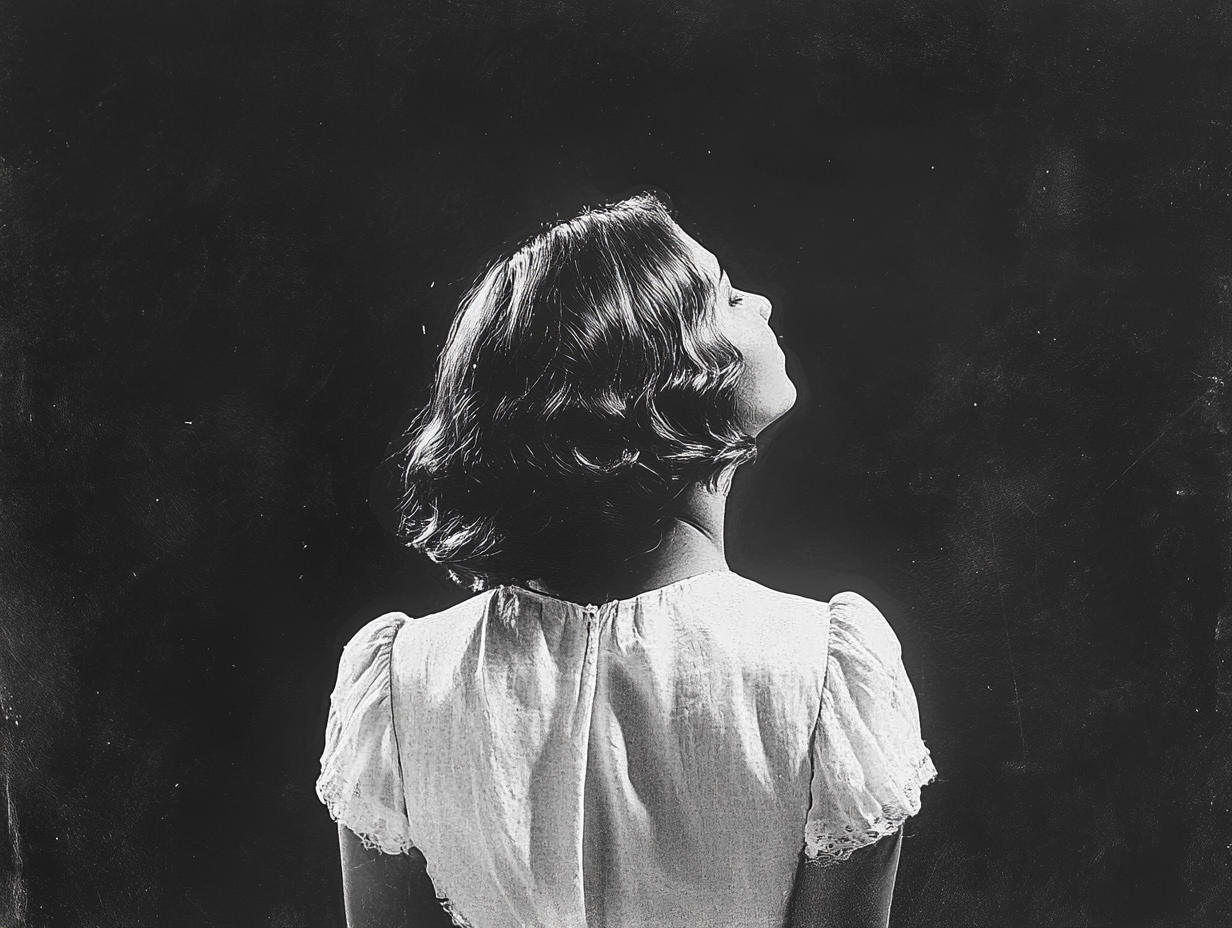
<box><xmin>503</xmin><ymin>568</ymin><xmax>735</xmax><ymax>609</ymax></box>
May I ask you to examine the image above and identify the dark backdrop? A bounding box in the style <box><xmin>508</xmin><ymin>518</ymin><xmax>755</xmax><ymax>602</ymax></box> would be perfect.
<box><xmin>1</xmin><ymin>1</ymin><xmax>1229</xmax><ymax>925</ymax></box>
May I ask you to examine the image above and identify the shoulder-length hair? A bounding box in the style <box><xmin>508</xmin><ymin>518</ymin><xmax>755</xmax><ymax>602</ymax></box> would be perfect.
<box><xmin>397</xmin><ymin>193</ymin><xmax>757</xmax><ymax>589</ymax></box>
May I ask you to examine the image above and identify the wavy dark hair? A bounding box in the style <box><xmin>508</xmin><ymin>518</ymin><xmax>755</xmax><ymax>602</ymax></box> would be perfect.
<box><xmin>397</xmin><ymin>193</ymin><xmax>757</xmax><ymax>589</ymax></box>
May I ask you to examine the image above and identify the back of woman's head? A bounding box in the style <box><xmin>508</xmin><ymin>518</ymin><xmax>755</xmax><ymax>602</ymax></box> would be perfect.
<box><xmin>398</xmin><ymin>193</ymin><xmax>757</xmax><ymax>589</ymax></box>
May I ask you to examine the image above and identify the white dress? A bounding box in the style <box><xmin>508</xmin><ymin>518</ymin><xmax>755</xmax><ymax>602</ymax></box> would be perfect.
<box><xmin>316</xmin><ymin>569</ymin><xmax>936</xmax><ymax>928</ymax></box>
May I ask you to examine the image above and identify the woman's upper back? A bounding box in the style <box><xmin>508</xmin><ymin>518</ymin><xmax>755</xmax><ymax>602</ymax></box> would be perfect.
<box><xmin>318</xmin><ymin>570</ymin><xmax>935</xmax><ymax>928</ymax></box>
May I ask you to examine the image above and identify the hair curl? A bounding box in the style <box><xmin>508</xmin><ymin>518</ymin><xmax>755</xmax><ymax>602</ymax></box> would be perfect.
<box><xmin>397</xmin><ymin>193</ymin><xmax>757</xmax><ymax>589</ymax></box>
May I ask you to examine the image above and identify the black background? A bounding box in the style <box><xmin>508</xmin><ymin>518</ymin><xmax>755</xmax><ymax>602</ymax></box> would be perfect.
<box><xmin>1</xmin><ymin>1</ymin><xmax>1229</xmax><ymax>925</ymax></box>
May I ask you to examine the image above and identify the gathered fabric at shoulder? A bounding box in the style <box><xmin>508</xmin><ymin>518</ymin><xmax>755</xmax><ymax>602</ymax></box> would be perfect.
<box><xmin>316</xmin><ymin>613</ymin><xmax>414</xmax><ymax>856</ymax></box>
<box><xmin>804</xmin><ymin>592</ymin><xmax>937</xmax><ymax>865</ymax></box>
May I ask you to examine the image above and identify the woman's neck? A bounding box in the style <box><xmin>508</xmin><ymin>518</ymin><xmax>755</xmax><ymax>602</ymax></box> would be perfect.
<box><xmin>640</xmin><ymin>479</ymin><xmax>729</xmax><ymax>585</ymax></box>
<box><xmin>527</xmin><ymin>473</ymin><xmax>732</xmax><ymax>604</ymax></box>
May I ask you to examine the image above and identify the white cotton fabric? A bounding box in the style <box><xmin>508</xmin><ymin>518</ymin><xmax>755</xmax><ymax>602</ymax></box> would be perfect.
<box><xmin>316</xmin><ymin>569</ymin><xmax>936</xmax><ymax>928</ymax></box>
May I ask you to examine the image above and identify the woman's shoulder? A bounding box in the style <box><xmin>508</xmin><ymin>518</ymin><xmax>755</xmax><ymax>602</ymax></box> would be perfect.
<box><xmin>696</xmin><ymin>569</ymin><xmax>822</xmax><ymax>605</ymax></box>
<box><xmin>694</xmin><ymin>574</ymin><xmax>906</xmax><ymax>664</ymax></box>
<box><xmin>672</xmin><ymin>572</ymin><xmax>832</xmax><ymax>663</ymax></box>
<box><xmin>715</xmin><ymin>574</ymin><xmax>895</xmax><ymax>630</ymax></box>
<box><xmin>696</xmin><ymin>570</ymin><xmax>833</xmax><ymax>627</ymax></box>
<box><xmin>822</xmin><ymin>590</ymin><xmax>904</xmax><ymax>664</ymax></box>
<box><xmin>401</xmin><ymin>589</ymin><xmax>497</xmax><ymax>630</ymax></box>
<box><xmin>335</xmin><ymin>592</ymin><xmax>496</xmax><ymax>669</ymax></box>
<box><xmin>712</xmin><ymin>572</ymin><xmax>886</xmax><ymax>616</ymax></box>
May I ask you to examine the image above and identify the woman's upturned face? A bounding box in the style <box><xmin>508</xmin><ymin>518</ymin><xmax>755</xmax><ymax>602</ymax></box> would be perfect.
<box><xmin>680</xmin><ymin>231</ymin><xmax>797</xmax><ymax>436</ymax></box>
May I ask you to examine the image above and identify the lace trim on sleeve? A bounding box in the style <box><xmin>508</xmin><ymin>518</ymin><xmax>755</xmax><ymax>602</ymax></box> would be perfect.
<box><xmin>315</xmin><ymin>613</ymin><xmax>415</xmax><ymax>856</ymax></box>
<box><xmin>804</xmin><ymin>592</ymin><xmax>937</xmax><ymax>865</ymax></box>
<box><xmin>317</xmin><ymin>778</ymin><xmax>417</xmax><ymax>856</ymax></box>
<box><xmin>804</xmin><ymin>752</ymin><xmax>937</xmax><ymax>864</ymax></box>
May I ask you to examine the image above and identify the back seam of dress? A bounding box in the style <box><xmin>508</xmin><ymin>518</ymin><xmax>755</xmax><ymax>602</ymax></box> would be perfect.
<box><xmin>575</xmin><ymin>600</ymin><xmax>619</xmax><ymax>928</ymax></box>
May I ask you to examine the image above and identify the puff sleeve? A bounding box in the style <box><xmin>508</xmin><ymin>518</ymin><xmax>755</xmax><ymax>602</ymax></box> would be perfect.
<box><xmin>804</xmin><ymin>592</ymin><xmax>937</xmax><ymax>864</ymax></box>
<box><xmin>315</xmin><ymin>613</ymin><xmax>414</xmax><ymax>855</ymax></box>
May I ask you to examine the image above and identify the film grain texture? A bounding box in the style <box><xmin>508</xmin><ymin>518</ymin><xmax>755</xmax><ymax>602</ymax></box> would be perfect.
<box><xmin>0</xmin><ymin>2</ymin><xmax>1229</xmax><ymax>925</ymax></box>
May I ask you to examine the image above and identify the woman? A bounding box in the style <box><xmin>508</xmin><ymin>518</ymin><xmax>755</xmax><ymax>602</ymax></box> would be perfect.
<box><xmin>316</xmin><ymin>193</ymin><xmax>936</xmax><ymax>927</ymax></box>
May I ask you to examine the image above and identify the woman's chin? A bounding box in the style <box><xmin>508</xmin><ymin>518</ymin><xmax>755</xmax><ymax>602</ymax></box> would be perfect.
<box><xmin>740</xmin><ymin>386</ymin><xmax>798</xmax><ymax>437</ymax></box>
